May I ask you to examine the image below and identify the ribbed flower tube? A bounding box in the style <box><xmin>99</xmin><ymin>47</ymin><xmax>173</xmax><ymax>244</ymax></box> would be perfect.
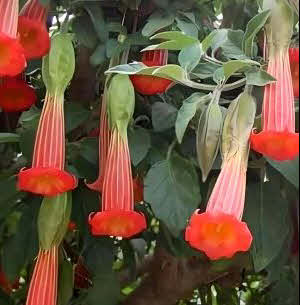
<box><xmin>18</xmin><ymin>33</ymin><xmax>77</xmax><ymax>196</ymax></box>
<box><xmin>0</xmin><ymin>0</ymin><xmax>26</xmax><ymax>76</ymax></box>
<box><xmin>186</xmin><ymin>92</ymin><xmax>256</xmax><ymax>260</ymax></box>
<box><xmin>130</xmin><ymin>50</ymin><xmax>172</xmax><ymax>95</ymax></box>
<box><xmin>26</xmin><ymin>247</ymin><xmax>58</xmax><ymax>305</ymax></box>
<box><xmin>18</xmin><ymin>0</ymin><xmax>50</xmax><ymax>59</ymax></box>
<box><xmin>251</xmin><ymin>0</ymin><xmax>299</xmax><ymax>162</ymax></box>
<box><xmin>289</xmin><ymin>47</ymin><xmax>299</xmax><ymax>99</ymax></box>
<box><xmin>89</xmin><ymin>74</ymin><xmax>147</xmax><ymax>238</ymax></box>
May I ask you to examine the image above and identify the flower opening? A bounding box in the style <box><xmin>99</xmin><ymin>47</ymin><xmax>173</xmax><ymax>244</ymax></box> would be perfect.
<box><xmin>0</xmin><ymin>77</ymin><xmax>36</xmax><ymax>112</ymax></box>
<box><xmin>130</xmin><ymin>50</ymin><xmax>173</xmax><ymax>95</ymax></box>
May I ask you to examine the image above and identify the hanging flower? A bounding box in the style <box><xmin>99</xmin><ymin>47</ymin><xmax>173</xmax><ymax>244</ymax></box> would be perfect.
<box><xmin>26</xmin><ymin>247</ymin><xmax>58</xmax><ymax>305</ymax></box>
<box><xmin>0</xmin><ymin>0</ymin><xmax>26</xmax><ymax>77</ymax></box>
<box><xmin>0</xmin><ymin>78</ymin><xmax>36</xmax><ymax>112</ymax></box>
<box><xmin>18</xmin><ymin>33</ymin><xmax>77</xmax><ymax>196</ymax></box>
<box><xmin>18</xmin><ymin>0</ymin><xmax>50</xmax><ymax>60</ymax></box>
<box><xmin>89</xmin><ymin>74</ymin><xmax>147</xmax><ymax>238</ymax></box>
<box><xmin>133</xmin><ymin>176</ymin><xmax>144</xmax><ymax>204</ymax></box>
<box><xmin>289</xmin><ymin>47</ymin><xmax>299</xmax><ymax>98</ymax></box>
<box><xmin>186</xmin><ymin>91</ymin><xmax>256</xmax><ymax>260</ymax></box>
<box><xmin>251</xmin><ymin>0</ymin><xmax>299</xmax><ymax>162</ymax></box>
<box><xmin>130</xmin><ymin>50</ymin><xmax>173</xmax><ymax>95</ymax></box>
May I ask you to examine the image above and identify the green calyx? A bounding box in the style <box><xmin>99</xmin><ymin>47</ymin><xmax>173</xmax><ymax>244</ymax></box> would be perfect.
<box><xmin>38</xmin><ymin>192</ymin><xmax>72</xmax><ymax>250</ymax></box>
<box><xmin>107</xmin><ymin>74</ymin><xmax>135</xmax><ymax>139</ymax></box>
<box><xmin>221</xmin><ymin>90</ymin><xmax>256</xmax><ymax>162</ymax></box>
<box><xmin>263</xmin><ymin>0</ymin><xmax>294</xmax><ymax>52</ymax></box>
<box><xmin>42</xmin><ymin>33</ymin><xmax>75</xmax><ymax>96</ymax></box>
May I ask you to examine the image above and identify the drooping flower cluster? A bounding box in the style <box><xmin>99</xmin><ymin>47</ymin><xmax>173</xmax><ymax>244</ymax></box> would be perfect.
<box><xmin>130</xmin><ymin>50</ymin><xmax>173</xmax><ymax>95</ymax></box>
<box><xmin>18</xmin><ymin>33</ymin><xmax>77</xmax><ymax>196</ymax></box>
<box><xmin>251</xmin><ymin>0</ymin><xmax>299</xmax><ymax>162</ymax></box>
<box><xmin>186</xmin><ymin>91</ymin><xmax>256</xmax><ymax>260</ymax></box>
<box><xmin>89</xmin><ymin>74</ymin><xmax>147</xmax><ymax>238</ymax></box>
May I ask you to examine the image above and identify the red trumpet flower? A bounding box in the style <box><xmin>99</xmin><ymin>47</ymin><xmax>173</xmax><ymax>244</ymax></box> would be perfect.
<box><xmin>18</xmin><ymin>0</ymin><xmax>50</xmax><ymax>60</ymax></box>
<box><xmin>251</xmin><ymin>1</ymin><xmax>299</xmax><ymax>162</ymax></box>
<box><xmin>186</xmin><ymin>156</ymin><xmax>253</xmax><ymax>260</ymax></box>
<box><xmin>18</xmin><ymin>92</ymin><xmax>77</xmax><ymax>196</ymax></box>
<box><xmin>89</xmin><ymin>74</ymin><xmax>147</xmax><ymax>238</ymax></box>
<box><xmin>289</xmin><ymin>47</ymin><xmax>299</xmax><ymax>98</ymax></box>
<box><xmin>26</xmin><ymin>247</ymin><xmax>58</xmax><ymax>305</ymax></box>
<box><xmin>130</xmin><ymin>50</ymin><xmax>173</xmax><ymax>95</ymax></box>
<box><xmin>0</xmin><ymin>0</ymin><xmax>26</xmax><ymax>77</ymax></box>
<box><xmin>0</xmin><ymin>78</ymin><xmax>36</xmax><ymax>112</ymax></box>
<box><xmin>133</xmin><ymin>176</ymin><xmax>144</xmax><ymax>204</ymax></box>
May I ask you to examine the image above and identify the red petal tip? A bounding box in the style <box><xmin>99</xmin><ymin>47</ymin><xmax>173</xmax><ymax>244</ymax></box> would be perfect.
<box><xmin>0</xmin><ymin>78</ymin><xmax>36</xmax><ymax>112</ymax></box>
<box><xmin>185</xmin><ymin>211</ymin><xmax>253</xmax><ymax>260</ymax></box>
<box><xmin>18</xmin><ymin>17</ymin><xmax>50</xmax><ymax>60</ymax></box>
<box><xmin>251</xmin><ymin>131</ymin><xmax>299</xmax><ymax>162</ymax></box>
<box><xmin>0</xmin><ymin>33</ymin><xmax>26</xmax><ymax>77</ymax></box>
<box><xmin>18</xmin><ymin>167</ymin><xmax>77</xmax><ymax>196</ymax></box>
<box><xmin>89</xmin><ymin>210</ymin><xmax>147</xmax><ymax>238</ymax></box>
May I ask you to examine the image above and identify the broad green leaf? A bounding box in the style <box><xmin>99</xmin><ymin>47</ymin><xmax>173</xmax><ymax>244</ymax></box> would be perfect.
<box><xmin>192</xmin><ymin>62</ymin><xmax>222</xmax><ymax>79</ymax></box>
<box><xmin>245</xmin><ymin>69</ymin><xmax>277</xmax><ymax>86</ymax></box>
<box><xmin>175</xmin><ymin>18</ymin><xmax>198</xmax><ymax>38</ymax></box>
<box><xmin>58</xmin><ymin>259</ymin><xmax>74</xmax><ymax>305</ymax></box>
<box><xmin>152</xmin><ymin>102</ymin><xmax>178</xmax><ymax>132</ymax></box>
<box><xmin>175</xmin><ymin>92</ymin><xmax>210</xmax><ymax>143</ymax></box>
<box><xmin>197</xmin><ymin>91</ymin><xmax>223</xmax><ymax>182</ymax></box>
<box><xmin>38</xmin><ymin>192</ymin><xmax>72</xmax><ymax>250</ymax></box>
<box><xmin>0</xmin><ymin>133</ymin><xmax>20</xmax><ymax>144</ymax></box>
<box><xmin>142</xmin><ymin>11</ymin><xmax>175</xmax><ymax>37</ymax></box>
<box><xmin>267</xmin><ymin>157</ymin><xmax>299</xmax><ymax>189</ymax></box>
<box><xmin>90</xmin><ymin>43</ymin><xmax>107</xmax><ymax>66</ymax></box>
<box><xmin>243</xmin><ymin>10</ymin><xmax>271</xmax><ymax>57</ymax></box>
<box><xmin>152</xmin><ymin>64</ymin><xmax>188</xmax><ymax>82</ymax></box>
<box><xmin>244</xmin><ymin>168</ymin><xmax>290</xmax><ymax>272</ymax></box>
<box><xmin>65</xmin><ymin>103</ymin><xmax>91</xmax><ymax>133</ymax></box>
<box><xmin>178</xmin><ymin>42</ymin><xmax>203</xmax><ymax>73</ymax></box>
<box><xmin>128</xmin><ymin>127</ymin><xmax>151</xmax><ymax>166</ymax></box>
<box><xmin>144</xmin><ymin>153</ymin><xmax>201</xmax><ymax>236</ymax></box>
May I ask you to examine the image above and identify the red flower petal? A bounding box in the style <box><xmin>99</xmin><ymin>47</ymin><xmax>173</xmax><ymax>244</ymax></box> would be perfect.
<box><xmin>18</xmin><ymin>167</ymin><xmax>77</xmax><ymax>196</ymax></box>
<box><xmin>18</xmin><ymin>17</ymin><xmax>50</xmax><ymax>60</ymax></box>
<box><xmin>130</xmin><ymin>75</ymin><xmax>173</xmax><ymax>95</ymax></box>
<box><xmin>289</xmin><ymin>48</ymin><xmax>299</xmax><ymax>98</ymax></box>
<box><xmin>185</xmin><ymin>211</ymin><xmax>252</xmax><ymax>260</ymax></box>
<box><xmin>142</xmin><ymin>50</ymin><xmax>168</xmax><ymax>67</ymax></box>
<box><xmin>89</xmin><ymin>210</ymin><xmax>147</xmax><ymax>238</ymax></box>
<box><xmin>251</xmin><ymin>131</ymin><xmax>299</xmax><ymax>162</ymax></box>
<box><xmin>0</xmin><ymin>33</ymin><xmax>26</xmax><ymax>77</ymax></box>
<box><xmin>0</xmin><ymin>78</ymin><xmax>36</xmax><ymax>112</ymax></box>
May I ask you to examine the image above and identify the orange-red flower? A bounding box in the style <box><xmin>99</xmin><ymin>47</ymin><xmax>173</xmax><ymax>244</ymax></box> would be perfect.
<box><xmin>130</xmin><ymin>50</ymin><xmax>173</xmax><ymax>95</ymax></box>
<box><xmin>18</xmin><ymin>93</ymin><xmax>77</xmax><ymax>196</ymax></box>
<box><xmin>133</xmin><ymin>176</ymin><xmax>144</xmax><ymax>204</ymax></box>
<box><xmin>186</xmin><ymin>212</ymin><xmax>252</xmax><ymax>260</ymax></box>
<box><xmin>251</xmin><ymin>131</ymin><xmax>299</xmax><ymax>162</ymax></box>
<box><xmin>18</xmin><ymin>0</ymin><xmax>50</xmax><ymax>60</ymax></box>
<box><xmin>26</xmin><ymin>247</ymin><xmax>58</xmax><ymax>305</ymax></box>
<box><xmin>289</xmin><ymin>47</ymin><xmax>299</xmax><ymax>98</ymax></box>
<box><xmin>0</xmin><ymin>77</ymin><xmax>36</xmax><ymax>112</ymax></box>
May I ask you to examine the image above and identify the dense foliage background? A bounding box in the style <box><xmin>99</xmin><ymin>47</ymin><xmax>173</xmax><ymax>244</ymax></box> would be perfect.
<box><xmin>0</xmin><ymin>0</ymin><xmax>299</xmax><ymax>304</ymax></box>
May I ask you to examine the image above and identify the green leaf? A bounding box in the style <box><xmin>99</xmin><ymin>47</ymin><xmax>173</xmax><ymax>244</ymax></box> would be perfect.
<box><xmin>144</xmin><ymin>153</ymin><xmax>201</xmax><ymax>236</ymax></box>
<box><xmin>244</xmin><ymin>168</ymin><xmax>290</xmax><ymax>272</ymax></box>
<box><xmin>38</xmin><ymin>193</ymin><xmax>72</xmax><ymax>250</ymax></box>
<box><xmin>243</xmin><ymin>10</ymin><xmax>271</xmax><ymax>57</ymax></box>
<box><xmin>58</xmin><ymin>259</ymin><xmax>74</xmax><ymax>305</ymax></box>
<box><xmin>128</xmin><ymin>127</ymin><xmax>151</xmax><ymax>166</ymax></box>
<box><xmin>175</xmin><ymin>92</ymin><xmax>210</xmax><ymax>143</ymax></box>
<box><xmin>65</xmin><ymin>103</ymin><xmax>91</xmax><ymax>133</ymax></box>
<box><xmin>152</xmin><ymin>102</ymin><xmax>178</xmax><ymax>132</ymax></box>
<box><xmin>90</xmin><ymin>44</ymin><xmax>107</xmax><ymax>66</ymax></box>
<box><xmin>1</xmin><ymin>198</ymin><xmax>40</xmax><ymax>282</ymax></box>
<box><xmin>0</xmin><ymin>133</ymin><xmax>20</xmax><ymax>144</ymax></box>
<box><xmin>175</xmin><ymin>18</ymin><xmax>198</xmax><ymax>38</ymax></box>
<box><xmin>197</xmin><ymin>92</ymin><xmax>223</xmax><ymax>182</ymax></box>
<box><xmin>245</xmin><ymin>69</ymin><xmax>277</xmax><ymax>86</ymax></box>
<box><xmin>142</xmin><ymin>11</ymin><xmax>175</xmax><ymax>37</ymax></box>
<box><xmin>267</xmin><ymin>157</ymin><xmax>299</xmax><ymax>189</ymax></box>
<box><xmin>178</xmin><ymin>42</ymin><xmax>203</xmax><ymax>73</ymax></box>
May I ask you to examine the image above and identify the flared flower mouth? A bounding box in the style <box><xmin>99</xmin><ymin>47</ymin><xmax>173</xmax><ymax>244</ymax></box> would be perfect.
<box><xmin>18</xmin><ymin>16</ymin><xmax>50</xmax><ymax>59</ymax></box>
<box><xmin>251</xmin><ymin>130</ymin><xmax>299</xmax><ymax>162</ymax></box>
<box><xmin>18</xmin><ymin>167</ymin><xmax>77</xmax><ymax>196</ymax></box>
<box><xmin>130</xmin><ymin>75</ymin><xmax>173</xmax><ymax>95</ymax></box>
<box><xmin>0</xmin><ymin>33</ymin><xmax>26</xmax><ymax>77</ymax></box>
<box><xmin>185</xmin><ymin>211</ymin><xmax>252</xmax><ymax>260</ymax></box>
<box><xmin>0</xmin><ymin>78</ymin><xmax>36</xmax><ymax>112</ymax></box>
<box><xmin>89</xmin><ymin>210</ymin><xmax>147</xmax><ymax>238</ymax></box>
